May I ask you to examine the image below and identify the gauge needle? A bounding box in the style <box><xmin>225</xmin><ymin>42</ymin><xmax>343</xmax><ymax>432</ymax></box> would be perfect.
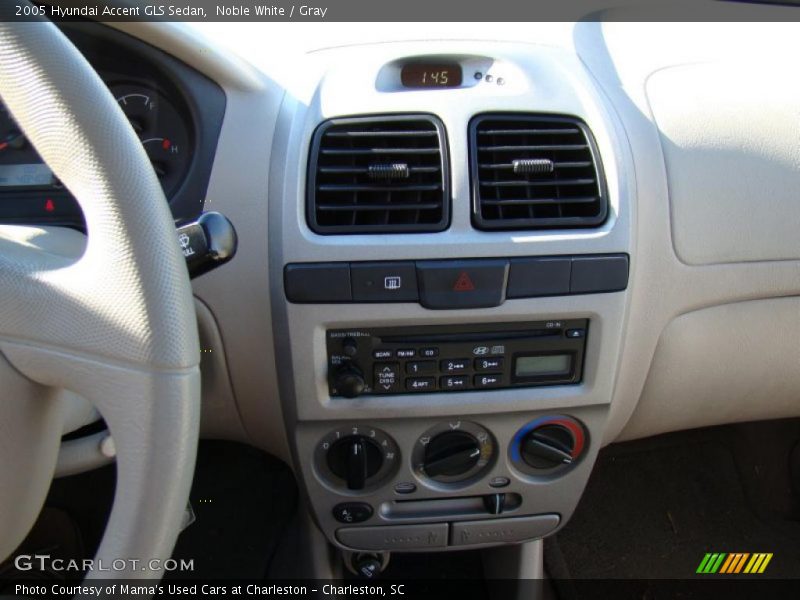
<box><xmin>0</xmin><ymin>132</ymin><xmax>25</xmax><ymax>150</ymax></box>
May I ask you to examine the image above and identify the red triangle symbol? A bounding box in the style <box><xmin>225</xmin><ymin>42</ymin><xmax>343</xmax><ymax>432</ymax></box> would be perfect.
<box><xmin>453</xmin><ymin>271</ymin><xmax>476</xmax><ymax>292</ymax></box>
<box><xmin>44</xmin><ymin>198</ymin><xmax>55</xmax><ymax>213</ymax></box>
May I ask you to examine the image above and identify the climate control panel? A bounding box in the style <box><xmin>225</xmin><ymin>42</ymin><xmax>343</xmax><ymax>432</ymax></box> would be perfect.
<box><xmin>326</xmin><ymin>320</ymin><xmax>588</xmax><ymax>398</ymax></box>
<box><xmin>307</xmin><ymin>414</ymin><xmax>591</xmax><ymax>550</ymax></box>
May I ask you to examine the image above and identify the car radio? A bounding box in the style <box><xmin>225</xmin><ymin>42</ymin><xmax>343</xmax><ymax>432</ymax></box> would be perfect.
<box><xmin>326</xmin><ymin>320</ymin><xmax>588</xmax><ymax>398</ymax></box>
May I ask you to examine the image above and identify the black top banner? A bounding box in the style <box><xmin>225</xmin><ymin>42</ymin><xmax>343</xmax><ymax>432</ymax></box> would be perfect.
<box><xmin>2</xmin><ymin>0</ymin><xmax>800</xmax><ymax>22</ymax></box>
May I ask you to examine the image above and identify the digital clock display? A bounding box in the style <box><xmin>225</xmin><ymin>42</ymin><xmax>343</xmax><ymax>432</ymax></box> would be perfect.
<box><xmin>401</xmin><ymin>63</ymin><xmax>463</xmax><ymax>88</ymax></box>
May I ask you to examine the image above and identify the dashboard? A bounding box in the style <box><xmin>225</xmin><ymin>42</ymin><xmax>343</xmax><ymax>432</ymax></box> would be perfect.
<box><xmin>10</xmin><ymin>13</ymin><xmax>800</xmax><ymax>561</ymax></box>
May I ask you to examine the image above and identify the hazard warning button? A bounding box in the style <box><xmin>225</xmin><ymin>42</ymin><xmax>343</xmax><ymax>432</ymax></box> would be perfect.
<box><xmin>416</xmin><ymin>260</ymin><xmax>509</xmax><ymax>309</ymax></box>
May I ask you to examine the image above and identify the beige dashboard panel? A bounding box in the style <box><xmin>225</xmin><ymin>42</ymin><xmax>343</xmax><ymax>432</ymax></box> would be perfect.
<box><xmin>647</xmin><ymin>62</ymin><xmax>800</xmax><ymax>265</ymax></box>
<box><xmin>619</xmin><ymin>296</ymin><xmax>800</xmax><ymax>441</ymax></box>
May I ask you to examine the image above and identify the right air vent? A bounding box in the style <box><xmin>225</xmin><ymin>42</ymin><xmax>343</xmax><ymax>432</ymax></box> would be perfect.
<box><xmin>470</xmin><ymin>114</ymin><xmax>607</xmax><ymax>230</ymax></box>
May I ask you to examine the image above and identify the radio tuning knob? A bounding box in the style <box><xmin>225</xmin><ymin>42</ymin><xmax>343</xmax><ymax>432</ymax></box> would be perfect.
<box><xmin>333</xmin><ymin>366</ymin><xmax>366</xmax><ymax>398</ymax></box>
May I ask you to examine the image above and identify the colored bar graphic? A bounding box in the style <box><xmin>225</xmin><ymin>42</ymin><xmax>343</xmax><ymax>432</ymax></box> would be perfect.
<box><xmin>733</xmin><ymin>553</ymin><xmax>749</xmax><ymax>573</ymax></box>
<box><xmin>697</xmin><ymin>553</ymin><xmax>714</xmax><ymax>574</ymax></box>
<box><xmin>697</xmin><ymin>553</ymin><xmax>728</xmax><ymax>574</ymax></box>
<box><xmin>758</xmin><ymin>553</ymin><xmax>773</xmax><ymax>573</ymax></box>
<box><xmin>698</xmin><ymin>552</ymin><xmax>773</xmax><ymax>575</ymax></box>
<box><xmin>719</xmin><ymin>554</ymin><xmax>736</xmax><ymax>574</ymax></box>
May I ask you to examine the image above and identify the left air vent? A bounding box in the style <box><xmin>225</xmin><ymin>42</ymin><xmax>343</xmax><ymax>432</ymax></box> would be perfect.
<box><xmin>307</xmin><ymin>115</ymin><xmax>450</xmax><ymax>234</ymax></box>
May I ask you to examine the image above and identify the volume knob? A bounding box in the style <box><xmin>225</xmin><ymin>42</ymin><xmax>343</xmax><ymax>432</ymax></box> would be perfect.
<box><xmin>334</xmin><ymin>366</ymin><xmax>366</xmax><ymax>398</ymax></box>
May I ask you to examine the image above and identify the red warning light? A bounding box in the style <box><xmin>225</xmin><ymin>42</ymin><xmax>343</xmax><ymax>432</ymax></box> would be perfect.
<box><xmin>162</xmin><ymin>139</ymin><xmax>171</xmax><ymax>150</ymax></box>
<box><xmin>452</xmin><ymin>271</ymin><xmax>476</xmax><ymax>292</ymax></box>
<box><xmin>44</xmin><ymin>198</ymin><xmax>55</xmax><ymax>213</ymax></box>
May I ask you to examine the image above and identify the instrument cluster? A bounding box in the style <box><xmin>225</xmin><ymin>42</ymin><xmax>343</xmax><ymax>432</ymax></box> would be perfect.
<box><xmin>0</xmin><ymin>22</ymin><xmax>225</xmax><ymax>228</ymax></box>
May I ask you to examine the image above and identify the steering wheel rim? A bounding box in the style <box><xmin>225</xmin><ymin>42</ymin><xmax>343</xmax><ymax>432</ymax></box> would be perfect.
<box><xmin>0</xmin><ymin>11</ymin><xmax>200</xmax><ymax>581</ymax></box>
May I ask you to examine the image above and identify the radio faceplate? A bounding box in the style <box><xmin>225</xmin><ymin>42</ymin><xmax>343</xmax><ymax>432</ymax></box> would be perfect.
<box><xmin>326</xmin><ymin>320</ymin><xmax>588</xmax><ymax>398</ymax></box>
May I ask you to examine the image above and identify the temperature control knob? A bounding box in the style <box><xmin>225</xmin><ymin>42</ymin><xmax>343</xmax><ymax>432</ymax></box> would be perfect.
<box><xmin>333</xmin><ymin>366</ymin><xmax>366</xmax><ymax>398</ymax></box>
<box><xmin>512</xmin><ymin>416</ymin><xmax>586</xmax><ymax>474</ymax></box>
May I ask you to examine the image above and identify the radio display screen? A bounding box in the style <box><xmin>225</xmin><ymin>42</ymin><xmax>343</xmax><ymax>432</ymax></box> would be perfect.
<box><xmin>515</xmin><ymin>354</ymin><xmax>572</xmax><ymax>378</ymax></box>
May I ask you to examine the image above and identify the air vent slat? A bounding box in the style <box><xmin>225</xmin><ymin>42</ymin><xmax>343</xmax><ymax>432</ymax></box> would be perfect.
<box><xmin>481</xmin><ymin>196</ymin><xmax>599</xmax><ymax>206</ymax></box>
<box><xmin>479</xmin><ymin>178</ymin><xmax>596</xmax><ymax>188</ymax></box>
<box><xmin>321</xmin><ymin>147</ymin><xmax>440</xmax><ymax>156</ymax></box>
<box><xmin>317</xmin><ymin>184</ymin><xmax>441</xmax><ymax>192</ymax></box>
<box><xmin>318</xmin><ymin>166</ymin><xmax>440</xmax><ymax>175</ymax></box>
<box><xmin>324</xmin><ymin>130</ymin><xmax>438</xmax><ymax>138</ymax></box>
<box><xmin>477</xmin><ymin>144</ymin><xmax>588</xmax><ymax>152</ymax></box>
<box><xmin>478</xmin><ymin>127</ymin><xmax>581</xmax><ymax>136</ymax></box>
<box><xmin>308</xmin><ymin>115</ymin><xmax>449</xmax><ymax>234</ymax></box>
<box><xmin>479</xmin><ymin>161</ymin><xmax>591</xmax><ymax>170</ymax></box>
<box><xmin>470</xmin><ymin>114</ymin><xmax>607</xmax><ymax>231</ymax></box>
<box><xmin>317</xmin><ymin>203</ymin><xmax>442</xmax><ymax>212</ymax></box>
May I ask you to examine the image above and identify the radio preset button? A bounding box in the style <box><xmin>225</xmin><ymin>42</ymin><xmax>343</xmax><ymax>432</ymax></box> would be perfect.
<box><xmin>420</xmin><ymin>347</ymin><xmax>439</xmax><ymax>358</ymax></box>
<box><xmin>406</xmin><ymin>377</ymin><xmax>435</xmax><ymax>392</ymax></box>
<box><xmin>475</xmin><ymin>357</ymin><xmax>504</xmax><ymax>371</ymax></box>
<box><xmin>374</xmin><ymin>363</ymin><xmax>400</xmax><ymax>392</ymax></box>
<box><xmin>406</xmin><ymin>361</ymin><xmax>437</xmax><ymax>375</ymax></box>
<box><xmin>397</xmin><ymin>349</ymin><xmax>416</xmax><ymax>359</ymax></box>
<box><xmin>440</xmin><ymin>375</ymin><xmax>469</xmax><ymax>389</ymax></box>
<box><xmin>441</xmin><ymin>359</ymin><xmax>470</xmax><ymax>373</ymax></box>
<box><xmin>475</xmin><ymin>373</ymin><xmax>503</xmax><ymax>388</ymax></box>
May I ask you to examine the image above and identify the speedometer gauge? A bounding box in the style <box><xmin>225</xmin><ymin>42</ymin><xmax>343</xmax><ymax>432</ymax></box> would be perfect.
<box><xmin>111</xmin><ymin>84</ymin><xmax>191</xmax><ymax>197</ymax></box>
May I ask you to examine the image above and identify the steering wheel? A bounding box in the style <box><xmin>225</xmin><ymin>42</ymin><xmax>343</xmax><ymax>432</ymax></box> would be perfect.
<box><xmin>0</xmin><ymin>13</ymin><xmax>201</xmax><ymax>581</ymax></box>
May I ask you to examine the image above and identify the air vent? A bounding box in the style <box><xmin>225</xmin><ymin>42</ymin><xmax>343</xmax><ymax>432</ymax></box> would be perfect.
<box><xmin>470</xmin><ymin>114</ymin><xmax>607</xmax><ymax>230</ymax></box>
<box><xmin>308</xmin><ymin>115</ymin><xmax>450</xmax><ymax>234</ymax></box>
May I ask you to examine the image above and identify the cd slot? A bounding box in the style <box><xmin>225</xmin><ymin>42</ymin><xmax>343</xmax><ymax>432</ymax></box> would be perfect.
<box><xmin>380</xmin><ymin>329</ymin><xmax>560</xmax><ymax>345</ymax></box>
